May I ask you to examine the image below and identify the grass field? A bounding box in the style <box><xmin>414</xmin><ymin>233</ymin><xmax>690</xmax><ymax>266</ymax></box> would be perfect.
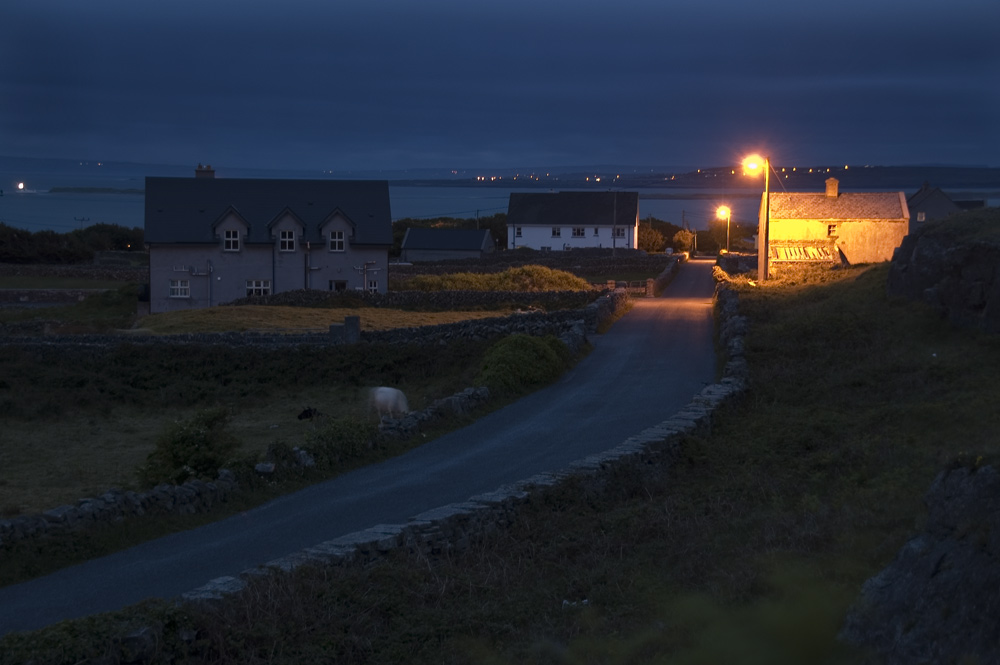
<box><xmin>0</xmin><ymin>334</ymin><xmax>499</xmax><ymax>517</ymax></box>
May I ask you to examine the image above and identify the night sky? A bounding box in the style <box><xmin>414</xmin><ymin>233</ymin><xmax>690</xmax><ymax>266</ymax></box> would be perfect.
<box><xmin>2</xmin><ymin>0</ymin><xmax>998</xmax><ymax>173</ymax></box>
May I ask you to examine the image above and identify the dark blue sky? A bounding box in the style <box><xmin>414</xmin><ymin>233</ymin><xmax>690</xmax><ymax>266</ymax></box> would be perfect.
<box><xmin>2</xmin><ymin>0</ymin><xmax>997</xmax><ymax>172</ymax></box>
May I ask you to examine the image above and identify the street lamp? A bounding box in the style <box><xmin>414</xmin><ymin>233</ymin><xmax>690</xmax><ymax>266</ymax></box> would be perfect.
<box><xmin>742</xmin><ymin>154</ymin><xmax>770</xmax><ymax>280</ymax></box>
<box><xmin>716</xmin><ymin>205</ymin><xmax>731</xmax><ymax>253</ymax></box>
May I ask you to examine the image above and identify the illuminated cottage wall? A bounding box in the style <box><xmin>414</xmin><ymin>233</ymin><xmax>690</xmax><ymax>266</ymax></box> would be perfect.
<box><xmin>765</xmin><ymin>179</ymin><xmax>909</xmax><ymax>267</ymax></box>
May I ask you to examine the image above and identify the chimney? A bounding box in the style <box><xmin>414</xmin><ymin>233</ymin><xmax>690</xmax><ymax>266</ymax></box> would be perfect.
<box><xmin>195</xmin><ymin>163</ymin><xmax>215</xmax><ymax>179</ymax></box>
<box><xmin>825</xmin><ymin>177</ymin><xmax>839</xmax><ymax>198</ymax></box>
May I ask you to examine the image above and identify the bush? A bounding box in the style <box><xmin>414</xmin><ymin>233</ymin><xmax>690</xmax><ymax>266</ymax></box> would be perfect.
<box><xmin>303</xmin><ymin>418</ymin><xmax>379</xmax><ymax>470</ymax></box>
<box><xmin>475</xmin><ymin>334</ymin><xmax>569</xmax><ymax>397</ymax></box>
<box><xmin>139</xmin><ymin>408</ymin><xmax>241</xmax><ymax>486</ymax></box>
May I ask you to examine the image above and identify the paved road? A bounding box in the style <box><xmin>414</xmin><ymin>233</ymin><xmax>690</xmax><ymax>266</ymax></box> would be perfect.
<box><xmin>0</xmin><ymin>258</ymin><xmax>718</xmax><ymax>637</ymax></box>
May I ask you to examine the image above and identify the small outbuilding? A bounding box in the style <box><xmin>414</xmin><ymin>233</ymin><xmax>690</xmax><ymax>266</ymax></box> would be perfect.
<box><xmin>399</xmin><ymin>228</ymin><xmax>495</xmax><ymax>262</ymax></box>
<box><xmin>907</xmin><ymin>182</ymin><xmax>986</xmax><ymax>226</ymax></box>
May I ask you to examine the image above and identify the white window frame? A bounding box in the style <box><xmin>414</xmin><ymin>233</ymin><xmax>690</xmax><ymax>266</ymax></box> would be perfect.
<box><xmin>593</xmin><ymin>228</ymin><xmax>600</xmax><ymax>236</ymax></box>
<box><xmin>279</xmin><ymin>230</ymin><xmax>296</xmax><ymax>252</ymax></box>
<box><xmin>551</xmin><ymin>227</ymin><xmax>561</xmax><ymax>238</ymax></box>
<box><xmin>572</xmin><ymin>227</ymin><xmax>585</xmax><ymax>238</ymax></box>
<box><xmin>246</xmin><ymin>279</ymin><xmax>272</xmax><ymax>297</ymax></box>
<box><xmin>515</xmin><ymin>227</ymin><xmax>522</xmax><ymax>238</ymax></box>
<box><xmin>329</xmin><ymin>230</ymin><xmax>345</xmax><ymax>252</ymax></box>
<box><xmin>827</xmin><ymin>224</ymin><xmax>839</xmax><ymax>237</ymax></box>
<box><xmin>917</xmin><ymin>212</ymin><xmax>926</xmax><ymax>222</ymax></box>
<box><xmin>613</xmin><ymin>227</ymin><xmax>626</xmax><ymax>238</ymax></box>
<box><xmin>224</xmin><ymin>229</ymin><xmax>240</xmax><ymax>251</ymax></box>
<box><xmin>169</xmin><ymin>279</ymin><xmax>190</xmax><ymax>298</ymax></box>
<box><xmin>367</xmin><ymin>279</ymin><xmax>378</xmax><ymax>294</ymax></box>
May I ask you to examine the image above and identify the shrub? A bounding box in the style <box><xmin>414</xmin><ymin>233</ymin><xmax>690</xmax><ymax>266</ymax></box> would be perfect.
<box><xmin>475</xmin><ymin>334</ymin><xmax>569</xmax><ymax>397</ymax></box>
<box><xmin>139</xmin><ymin>407</ymin><xmax>241</xmax><ymax>486</ymax></box>
<box><xmin>303</xmin><ymin>418</ymin><xmax>379</xmax><ymax>470</ymax></box>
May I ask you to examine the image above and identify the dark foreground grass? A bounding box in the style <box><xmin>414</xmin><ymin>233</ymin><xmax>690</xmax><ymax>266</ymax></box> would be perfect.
<box><xmin>4</xmin><ymin>263</ymin><xmax>999</xmax><ymax>663</ymax></box>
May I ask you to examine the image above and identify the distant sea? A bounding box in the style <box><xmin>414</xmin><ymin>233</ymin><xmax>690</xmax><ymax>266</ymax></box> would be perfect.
<box><xmin>2</xmin><ymin>157</ymin><xmax>998</xmax><ymax>235</ymax></box>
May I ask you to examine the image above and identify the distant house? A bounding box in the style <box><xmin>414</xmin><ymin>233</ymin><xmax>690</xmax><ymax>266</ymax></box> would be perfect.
<box><xmin>761</xmin><ymin>178</ymin><xmax>909</xmax><ymax>270</ymax></box>
<box><xmin>506</xmin><ymin>191</ymin><xmax>639</xmax><ymax>251</ymax></box>
<box><xmin>399</xmin><ymin>228</ymin><xmax>495</xmax><ymax>262</ymax></box>
<box><xmin>145</xmin><ymin>169</ymin><xmax>392</xmax><ymax>314</ymax></box>
<box><xmin>907</xmin><ymin>182</ymin><xmax>985</xmax><ymax>225</ymax></box>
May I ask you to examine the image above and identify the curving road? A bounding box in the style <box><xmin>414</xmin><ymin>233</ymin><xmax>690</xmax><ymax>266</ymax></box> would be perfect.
<box><xmin>0</xmin><ymin>258</ymin><xmax>717</xmax><ymax>637</ymax></box>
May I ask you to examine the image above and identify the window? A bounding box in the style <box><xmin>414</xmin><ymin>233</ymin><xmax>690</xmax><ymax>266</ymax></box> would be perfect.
<box><xmin>279</xmin><ymin>230</ymin><xmax>295</xmax><ymax>251</ymax></box>
<box><xmin>593</xmin><ymin>228</ymin><xmax>600</xmax><ymax>236</ymax></box>
<box><xmin>368</xmin><ymin>280</ymin><xmax>378</xmax><ymax>294</ymax></box>
<box><xmin>572</xmin><ymin>228</ymin><xmax>585</xmax><ymax>238</ymax></box>
<box><xmin>246</xmin><ymin>280</ymin><xmax>272</xmax><ymax>297</ymax></box>
<box><xmin>613</xmin><ymin>227</ymin><xmax>626</xmax><ymax>238</ymax></box>
<box><xmin>827</xmin><ymin>224</ymin><xmax>839</xmax><ymax>237</ymax></box>
<box><xmin>169</xmin><ymin>279</ymin><xmax>190</xmax><ymax>298</ymax></box>
<box><xmin>551</xmin><ymin>227</ymin><xmax>561</xmax><ymax>237</ymax></box>
<box><xmin>917</xmin><ymin>212</ymin><xmax>926</xmax><ymax>222</ymax></box>
<box><xmin>224</xmin><ymin>229</ymin><xmax>240</xmax><ymax>251</ymax></box>
<box><xmin>515</xmin><ymin>227</ymin><xmax>522</xmax><ymax>238</ymax></box>
<box><xmin>329</xmin><ymin>280</ymin><xmax>347</xmax><ymax>292</ymax></box>
<box><xmin>329</xmin><ymin>230</ymin><xmax>345</xmax><ymax>252</ymax></box>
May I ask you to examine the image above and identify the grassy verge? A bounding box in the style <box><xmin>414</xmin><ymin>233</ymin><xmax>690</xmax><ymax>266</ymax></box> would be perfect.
<box><xmin>7</xmin><ymin>262</ymin><xmax>996</xmax><ymax>662</ymax></box>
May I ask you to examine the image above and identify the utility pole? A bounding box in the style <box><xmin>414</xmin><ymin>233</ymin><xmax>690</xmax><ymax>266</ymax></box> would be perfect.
<box><xmin>612</xmin><ymin>192</ymin><xmax>617</xmax><ymax>257</ymax></box>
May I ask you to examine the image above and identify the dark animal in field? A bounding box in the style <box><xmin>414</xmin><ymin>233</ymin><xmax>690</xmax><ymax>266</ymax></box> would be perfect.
<box><xmin>369</xmin><ymin>387</ymin><xmax>409</xmax><ymax>419</ymax></box>
<box><xmin>298</xmin><ymin>407</ymin><xmax>319</xmax><ymax>421</ymax></box>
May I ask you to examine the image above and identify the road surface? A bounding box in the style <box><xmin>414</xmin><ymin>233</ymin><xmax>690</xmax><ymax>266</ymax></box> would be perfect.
<box><xmin>0</xmin><ymin>258</ymin><xmax>718</xmax><ymax>636</ymax></box>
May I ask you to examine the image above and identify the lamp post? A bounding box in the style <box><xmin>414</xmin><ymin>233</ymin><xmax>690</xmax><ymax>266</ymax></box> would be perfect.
<box><xmin>742</xmin><ymin>154</ymin><xmax>770</xmax><ymax>280</ymax></box>
<box><xmin>716</xmin><ymin>205</ymin><xmax>731</xmax><ymax>253</ymax></box>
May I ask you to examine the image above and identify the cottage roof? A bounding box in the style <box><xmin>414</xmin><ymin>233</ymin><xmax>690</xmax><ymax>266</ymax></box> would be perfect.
<box><xmin>144</xmin><ymin>177</ymin><xmax>393</xmax><ymax>246</ymax></box>
<box><xmin>507</xmin><ymin>191</ymin><xmax>639</xmax><ymax>227</ymax></box>
<box><xmin>768</xmin><ymin>191</ymin><xmax>908</xmax><ymax>220</ymax></box>
<box><xmin>400</xmin><ymin>228</ymin><xmax>493</xmax><ymax>251</ymax></box>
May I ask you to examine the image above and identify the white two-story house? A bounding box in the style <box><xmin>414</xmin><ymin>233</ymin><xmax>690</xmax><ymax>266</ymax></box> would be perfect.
<box><xmin>145</xmin><ymin>168</ymin><xmax>392</xmax><ymax>314</ymax></box>
<box><xmin>506</xmin><ymin>191</ymin><xmax>639</xmax><ymax>251</ymax></box>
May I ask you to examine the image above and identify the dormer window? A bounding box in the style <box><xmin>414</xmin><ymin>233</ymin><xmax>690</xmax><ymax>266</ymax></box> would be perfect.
<box><xmin>329</xmin><ymin>230</ymin><xmax>345</xmax><ymax>252</ymax></box>
<box><xmin>224</xmin><ymin>229</ymin><xmax>240</xmax><ymax>251</ymax></box>
<box><xmin>279</xmin><ymin>230</ymin><xmax>296</xmax><ymax>252</ymax></box>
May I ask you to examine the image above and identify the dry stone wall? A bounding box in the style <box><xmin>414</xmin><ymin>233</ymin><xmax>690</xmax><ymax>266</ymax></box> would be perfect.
<box><xmin>180</xmin><ymin>280</ymin><xmax>749</xmax><ymax>605</ymax></box>
<box><xmin>0</xmin><ymin>290</ymin><xmax>632</xmax><ymax>550</ymax></box>
<box><xmin>8</xmin><ymin>272</ymin><xmax>748</xmax><ymax>662</ymax></box>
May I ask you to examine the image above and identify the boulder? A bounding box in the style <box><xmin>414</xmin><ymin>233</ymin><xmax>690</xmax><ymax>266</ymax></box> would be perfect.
<box><xmin>840</xmin><ymin>464</ymin><xmax>1000</xmax><ymax>664</ymax></box>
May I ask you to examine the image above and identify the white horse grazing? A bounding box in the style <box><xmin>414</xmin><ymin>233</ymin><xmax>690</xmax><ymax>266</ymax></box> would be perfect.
<box><xmin>369</xmin><ymin>387</ymin><xmax>409</xmax><ymax>418</ymax></box>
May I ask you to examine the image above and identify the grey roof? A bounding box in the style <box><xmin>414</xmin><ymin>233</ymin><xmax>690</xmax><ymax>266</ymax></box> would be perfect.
<box><xmin>400</xmin><ymin>228</ymin><xmax>493</xmax><ymax>251</ymax></box>
<box><xmin>507</xmin><ymin>191</ymin><xmax>639</xmax><ymax>227</ymax></box>
<box><xmin>144</xmin><ymin>177</ymin><xmax>393</xmax><ymax>246</ymax></box>
<box><xmin>769</xmin><ymin>191</ymin><xmax>908</xmax><ymax>221</ymax></box>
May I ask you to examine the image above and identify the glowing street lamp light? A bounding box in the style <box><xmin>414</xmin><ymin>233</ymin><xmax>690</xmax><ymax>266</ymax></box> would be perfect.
<box><xmin>742</xmin><ymin>154</ymin><xmax>771</xmax><ymax>280</ymax></box>
<box><xmin>716</xmin><ymin>205</ymin><xmax>731</xmax><ymax>253</ymax></box>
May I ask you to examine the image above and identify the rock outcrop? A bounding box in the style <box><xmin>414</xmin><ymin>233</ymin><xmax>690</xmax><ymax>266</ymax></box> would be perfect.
<box><xmin>887</xmin><ymin>209</ymin><xmax>1000</xmax><ymax>333</ymax></box>
<box><xmin>839</xmin><ymin>464</ymin><xmax>1000</xmax><ymax>664</ymax></box>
